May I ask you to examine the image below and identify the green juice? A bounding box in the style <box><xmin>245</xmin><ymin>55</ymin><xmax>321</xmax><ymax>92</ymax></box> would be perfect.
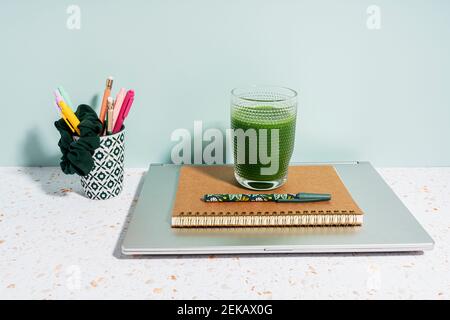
<box><xmin>231</xmin><ymin>105</ymin><xmax>296</xmax><ymax>189</ymax></box>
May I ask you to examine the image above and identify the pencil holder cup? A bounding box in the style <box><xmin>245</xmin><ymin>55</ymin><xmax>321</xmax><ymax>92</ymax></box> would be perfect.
<box><xmin>80</xmin><ymin>129</ymin><xmax>125</xmax><ymax>200</ymax></box>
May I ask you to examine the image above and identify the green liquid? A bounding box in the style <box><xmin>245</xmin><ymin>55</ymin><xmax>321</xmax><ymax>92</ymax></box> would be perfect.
<box><xmin>231</xmin><ymin>105</ymin><xmax>296</xmax><ymax>183</ymax></box>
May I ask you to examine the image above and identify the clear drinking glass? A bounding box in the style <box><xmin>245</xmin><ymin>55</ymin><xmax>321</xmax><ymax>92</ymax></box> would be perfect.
<box><xmin>230</xmin><ymin>86</ymin><xmax>297</xmax><ymax>190</ymax></box>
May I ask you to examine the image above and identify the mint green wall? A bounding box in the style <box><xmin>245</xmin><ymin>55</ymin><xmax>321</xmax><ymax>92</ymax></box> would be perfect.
<box><xmin>1</xmin><ymin>0</ymin><xmax>449</xmax><ymax>167</ymax></box>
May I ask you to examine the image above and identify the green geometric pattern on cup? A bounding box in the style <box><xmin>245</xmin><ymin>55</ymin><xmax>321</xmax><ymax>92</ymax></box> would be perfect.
<box><xmin>81</xmin><ymin>130</ymin><xmax>125</xmax><ymax>200</ymax></box>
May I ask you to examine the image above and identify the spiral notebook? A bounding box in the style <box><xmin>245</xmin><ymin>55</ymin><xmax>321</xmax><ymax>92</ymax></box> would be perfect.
<box><xmin>171</xmin><ymin>165</ymin><xmax>363</xmax><ymax>228</ymax></box>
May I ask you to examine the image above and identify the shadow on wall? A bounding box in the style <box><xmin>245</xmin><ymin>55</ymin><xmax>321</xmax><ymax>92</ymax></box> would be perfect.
<box><xmin>20</xmin><ymin>126</ymin><xmax>82</xmax><ymax>197</ymax></box>
<box><xmin>21</xmin><ymin>127</ymin><xmax>60</xmax><ymax>167</ymax></box>
<box><xmin>89</xmin><ymin>94</ymin><xmax>100</xmax><ymax>113</ymax></box>
<box><xmin>295</xmin><ymin>128</ymin><xmax>364</xmax><ymax>163</ymax></box>
<box><xmin>22</xmin><ymin>92</ymin><xmax>99</xmax><ymax>167</ymax></box>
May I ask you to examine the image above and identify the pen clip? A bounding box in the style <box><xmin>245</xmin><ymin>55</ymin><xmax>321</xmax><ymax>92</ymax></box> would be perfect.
<box><xmin>61</xmin><ymin>113</ymin><xmax>76</xmax><ymax>133</ymax></box>
<box><xmin>276</xmin><ymin>193</ymin><xmax>332</xmax><ymax>203</ymax></box>
<box><xmin>54</xmin><ymin>90</ymin><xmax>63</xmax><ymax>105</ymax></box>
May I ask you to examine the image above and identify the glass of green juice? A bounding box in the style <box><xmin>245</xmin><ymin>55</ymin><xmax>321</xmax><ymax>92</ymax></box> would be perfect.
<box><xmin>231</xmin><ymin>86</ymin><xmax>297</xmax><ymax>190</ymax></box>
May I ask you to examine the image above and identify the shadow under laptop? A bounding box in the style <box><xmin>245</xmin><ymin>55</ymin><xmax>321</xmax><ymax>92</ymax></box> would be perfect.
<box><xmin>202</xmin><ymin>250</ymin><xmax>425</xmax><ymax>259</ymax></box>
<box><xmin>116</xmin><ymin>249</ymin><xmax>424</xmax><ymax>261</ymax></box>
<box><xmin>20</xmin><ymin>128</ymin><xmax>86</xmax><ymax>197</ymax></box>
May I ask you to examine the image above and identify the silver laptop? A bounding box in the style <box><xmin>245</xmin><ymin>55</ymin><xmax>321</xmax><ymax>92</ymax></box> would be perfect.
<box><xmin>121</xmin><ymin>162</ymin><xmax>434</xmax><ymax>255</ymax></box>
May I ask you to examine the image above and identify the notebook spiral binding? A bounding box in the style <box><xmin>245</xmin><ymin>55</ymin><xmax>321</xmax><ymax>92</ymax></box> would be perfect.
<box><xmin>172</xmin><ymin>213</ymin><xmax>363</xmax><ymax>228</ymax></box>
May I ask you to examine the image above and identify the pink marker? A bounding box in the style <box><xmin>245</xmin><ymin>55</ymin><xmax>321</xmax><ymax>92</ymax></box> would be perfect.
<box><xmin>112</xmin><ymin>88</ymin><xmax>126</xmax><ymax>130</ymax></box>
<box><xmin>54</xmin><ymin>90</ymin><xmax>64</xmax><ymax>105</ymax></box>
<box><xmin>113</xmin><ymin>90</ymin><xmax>134</xmax><ymax>134</ymax></box>
<box><xmin>54</xmin><ymin>101</ymin><xmax>62</xmax><ymax>114</ymax></box>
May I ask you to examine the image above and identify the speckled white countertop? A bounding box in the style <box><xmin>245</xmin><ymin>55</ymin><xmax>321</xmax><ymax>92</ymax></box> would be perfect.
<box><xmin>0</xmin><ymin>167</ymin><xmax>449</xmax><ymax>300</ymax></box>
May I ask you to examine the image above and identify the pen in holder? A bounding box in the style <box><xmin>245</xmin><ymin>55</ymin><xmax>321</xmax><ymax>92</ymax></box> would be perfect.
<box><xmin>53</xmin><ymin>82</ymin><xmax>135</xmax><ymax>199</ymax></box>
<box><xmin>80</xmin><ymin>127</ymin><xmax>125</xmax><ymax>200</ymax></box>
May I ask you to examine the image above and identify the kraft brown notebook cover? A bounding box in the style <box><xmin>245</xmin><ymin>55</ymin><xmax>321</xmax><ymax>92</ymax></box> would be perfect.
<box><xmin>171</xmin><ymin>165</ymin><xmax>363</xmax><ymax>228</ymax></box>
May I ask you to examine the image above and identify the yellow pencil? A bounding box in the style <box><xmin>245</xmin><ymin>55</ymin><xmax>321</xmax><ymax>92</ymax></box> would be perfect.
<box><xmin>57</xmin><ymin>99</ymin><xmax>81</xmax><ymax>135</ymax></box>
<box><xmin>99</xmin><ymin>76</ymin><xmax>114</xmax><ymax>124</ymax></box>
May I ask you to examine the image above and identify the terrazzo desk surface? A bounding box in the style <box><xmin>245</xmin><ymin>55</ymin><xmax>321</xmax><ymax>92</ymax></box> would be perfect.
<box><xmin>0</xmin><ymin>167</ymin><xmax>449</xmax><ymax>300</ymax></box>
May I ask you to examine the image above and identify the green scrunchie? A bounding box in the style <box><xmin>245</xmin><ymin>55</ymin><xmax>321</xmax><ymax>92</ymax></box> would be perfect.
<box><xmin>54</xmin><ymin>104</ymin><xmax>103</xmax><ymax>176</ymax></box>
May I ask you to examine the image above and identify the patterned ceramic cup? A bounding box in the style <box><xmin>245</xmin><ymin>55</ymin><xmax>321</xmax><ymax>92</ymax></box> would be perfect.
<box><xmin>80</xmin><ymin>129</ymin><xmax>125</xmax><ymax>200</ymax></box>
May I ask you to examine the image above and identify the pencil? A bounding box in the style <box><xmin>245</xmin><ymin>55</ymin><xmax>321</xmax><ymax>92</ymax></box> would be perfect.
<box><xmin>106</xmin><ymin>97</ymin><xmax>114</xmax><ymax>135</ymax></box>
<box><xmin>99</xmin><ymin>76</ymin><xmax>113</xmax><ymax>124</ymax></box>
